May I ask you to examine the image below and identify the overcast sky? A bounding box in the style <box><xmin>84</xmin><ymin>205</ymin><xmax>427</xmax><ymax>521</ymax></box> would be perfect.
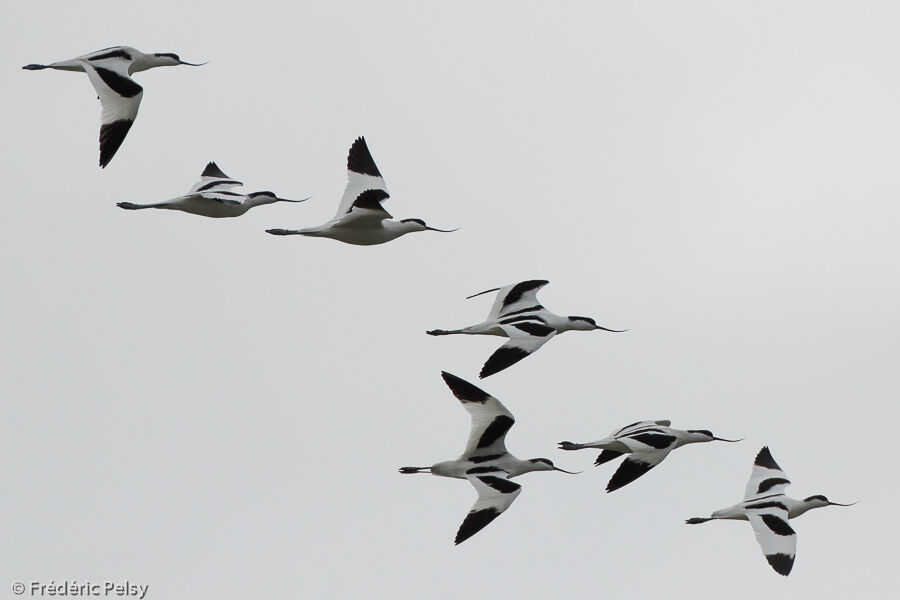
<box><xmin>1</xmin><ymin>1</ymin><xmax>897</xmax><ymax>598</ymax></box>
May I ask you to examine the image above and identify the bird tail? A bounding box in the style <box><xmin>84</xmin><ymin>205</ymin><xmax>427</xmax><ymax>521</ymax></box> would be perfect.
<box><xmin>685</xmin><ymin>517</ymin><xmax>713</xmax><ymax>525</ymax></box>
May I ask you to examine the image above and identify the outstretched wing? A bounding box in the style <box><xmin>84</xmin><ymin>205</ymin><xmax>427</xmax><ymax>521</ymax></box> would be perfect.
<box><xmin>468</xmin><ymin>280</ymin><xmax>550</xmax><ymax>321</ymax></box>
<box><xmin>605</xmin><ymin>448</ymin><xmax>672</xmax><ymax>492</ymax></box>
<box><xmin>747</xmin><ymin>504</ymin><xmax>796</xmax><ymax>576</ymax></box>
<box><xmin>188</xmin><ymin>162</ymin><xmax>244</xmax><ymax>194</ymax></box>
<box><xmin>441</xmin><ymin>372</ymin><xmax>515</xmax><ymax>459</ymax></box>
<box><xmin>334</xmin><ymin>137</ymin><xmax>390</xmax><ymax>219</ymax></box>
<box><xmin>455</xmin><ymin>473</ymin><xmax>522</xmax><ymax>545</ymax></box>
<box><xmin>78</xmin><ymin>59</ymin><xmax>143</xmax><ymax>167</ymax></box>
<box><xmin>744</xmin><ymin>447</ymin><xmax>791</xmax><ymax>500</ymax></box>
<box><xmin>479</xmin><ymin>322</ymin><xmax>556</xmax><ymax>378</ymax></box>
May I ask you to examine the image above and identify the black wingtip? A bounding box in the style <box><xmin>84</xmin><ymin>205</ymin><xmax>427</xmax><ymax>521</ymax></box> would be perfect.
<box><xmin>98</xmin><ymin>119</ymin><xmax>134</xmax><ymax>168</ymax></box>
<box><xmin>202</xmin><ymin>161</ymin><xmax>229</xmax><ymax>179</ymax></box>
<box><xmin>454</xmin><ymin>507</ymin><xmax>502</xmax><ymax>545</ymax></box>
<box><xmin>347</xmin><ymin>136</ymin><xmax>382</xmax><ymax>177</ymax></box>
<box><xmin>594</xmin><ymin>449</ymin><xmax>624</xmax><ymax>466</ymax></box>
<box><xmin>755</xmin><ymin>446</ymin><xmax>782</xmax><ymax>471</ymax></box>
<box><xmin>441</xmin><ymin>372</ymin><xmax>491</xmax><ymax>403</ymax></box>
<box><xmin>766</xmin><ymin>552</ymin><xmax>794</xmax><ymax>576</ymax></box>
<box><xmin>479</xmin><ymin>346</ymin><xmax>529</xmax><ymax>379</ymax></box>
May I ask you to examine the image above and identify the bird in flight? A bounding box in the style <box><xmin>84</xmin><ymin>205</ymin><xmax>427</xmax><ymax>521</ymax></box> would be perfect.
<box><xmin>400</xmin><ymin>372</ymin><xmax>578</xmax><ymax>545</ymax></box>
<box><xmin>685</xmin><ymin>446</ymin><xmax>855</xmax><ymax>576</ymax></box>
<box><xmin>266</xmin><ymin>137</ymin><xmax>456</xmax><ymax>245</ymax></box>
<box><xmin>23</xmin><ymin>46</ymin><xmax>205</xmax><ymax>167</ymax></box>
<box><xmin>117</xmin><ymin>162</ymin><xmax>306</xmax><ymax>217</ymax></box>
<box><xmin>559</xmin><ymin>419</ymin><xmax>741</xmax><ymax>492</ymax></box>
<box><xmin>427</xmin><ymin>279</ymin><xmax>625</xmax><ymax>378</ymax></box>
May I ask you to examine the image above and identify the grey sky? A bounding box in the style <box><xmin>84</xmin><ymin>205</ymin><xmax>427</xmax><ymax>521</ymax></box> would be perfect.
<box><xmin>1</xmin><ymin>1</ymin><xmax>897</xmax><ymax>598</ymax></box>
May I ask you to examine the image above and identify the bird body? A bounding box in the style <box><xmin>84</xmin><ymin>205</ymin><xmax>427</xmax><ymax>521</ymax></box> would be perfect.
<box><xmin>23</xmin><ymin>46</ymin><xmax>204</xmax><ymax>167</ymax></box>
<box><xmin>559</xmin><ymin>420</ymin><xmax>740</xmax><ymax>492</ymax></box>
<box><xmin>266</xmin><ymin>137</ymin><xmax>455</xmax><ymax>245</ymax></box>
<box><xmin>400</xmin><ymin>372</ymin><xmax>576</xmax><ymax>544</ymax></box>
<box><xmin>427</xmin><ymin>280</ymin><xmax>625</xmax><ymax>378</ymax></box>
<box><xmin>117</xmin><ymin>162</ymin><xmax>305</xmax><ymax>218</ymax></box>
<box><xmin>686</xmin><ymin>447</ymin><xmax>854</xmax><ymax>576</ymax></box>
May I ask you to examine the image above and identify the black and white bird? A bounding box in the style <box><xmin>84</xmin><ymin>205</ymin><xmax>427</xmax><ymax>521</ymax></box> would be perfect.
<box><xmin>685</xmin><ymin>447</ymin><xmax>855</xmax><ymax>576</ymax></box>
<box><xmin>117</xmin><ymin>162</ymin><xmax>305</xmax><ymax>217</ymax></box>
<box><xmin>23</xmin><ymin>46</ymin><xmax>205</xmax><ymax>167</ymax></box>
<box><xmin>559</xmin><ymin>420</ymin><xmax>741</xmax><ymax>492</ymax></box>
<box><xmin>266</xmin><ymin>137</ymin><xmax>456</xmax><ymax>245</ymax></box>
<box><xmin>427</xmin><ymin>280</ymin><xmax>625</xmax><ymax>378</ymax></box>
<box><xmin>400</xmin><ymin>372</ymin><xmax>578</xmax><ymax>545</ymax></box>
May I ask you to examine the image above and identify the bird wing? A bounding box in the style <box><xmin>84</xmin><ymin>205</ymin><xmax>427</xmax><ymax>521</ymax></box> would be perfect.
<box><xmin>605</xmin><ymin>448</ymin><xmax>672</xmax><ymax>492</ymax></box>
<box><xmin>612</xmin><ymin>420</ymin><xmax>673</xmax><ymax>438</ymax></box>
<box><xmin>747</xmin><ymin>504</ymin><xmax>797</xmax><ymax>576</ymax></box>
<box><xmin>188</xmin><ymin>162</ymin><xmax>244</xmax><ymax>193</ymax></box>
<box><xmin>440</xmin><ymin>372</ymin><xmax>515</xmax><ymax>460</ymax></box>
<box><xmin>455</xmin><ymin>473</ymin><xmax>522</xmax><ymax>545</ymax></box>
<box><xmin>78</xmin><ymin>59</ymin><xmax>144</xmax><ymax>168</ymax></box>
<box><xmin>334</xmin><ymin>137</ymin><xmax>390</xmax><ymax>219</ymax></box>
<box><xmin>479</xmin><ymin>322</ymin><xmax>556</xmax><ymax>378</ymax></box>
<box><xmin>744</xmin><ymin>447</ymin><xmax>792</xmax><ymax>499</ymax></box>
<box><xmin>468</xmin><ymin>280</ymin><xmax>550</xmax><ymax>321</ymax></box>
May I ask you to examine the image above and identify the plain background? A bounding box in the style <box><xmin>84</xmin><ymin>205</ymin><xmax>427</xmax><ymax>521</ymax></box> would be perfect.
<box><xmin>1</xmin><ymin>1</ymin><xmax>897</xmax><ymax>598</ymax></box>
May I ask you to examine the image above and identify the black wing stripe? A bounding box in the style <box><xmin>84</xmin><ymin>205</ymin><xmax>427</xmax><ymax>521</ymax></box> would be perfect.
<box><xmin>477</xmin><ymin>476</ymin><xmax>520</xmax><ymax>494</ymax></box>
<box><xmin>349</xmin><ymin>188</ymin><xmax>390</xmax><ymax>212</ymax></box>
<box><xmin>94</xmin><ymin>66</ymin><xmax>142</xmax><ymax>98</ymax></box>
<box><xmin>757</xmin><ymin>477</ymin><xmax>791</xmax><ymax>494</ymax></box>
<box><xmin>745</xmin><ymin>501</ymin><xmax>789</xmax><ymax>511</ymax></box>
<box><xmin>89</xmin><ymin>49</ymin><xmax>133</xmax><ymax>62</ymax></box>
<box><xmin>500</xmin><ymin>305</ymin><xmax>544</xmax><ymax>318</ymax></box>
<box><xmin>196</xmin><ymin>180</ymin><xmax>241</xmax><ymax>192</ymax></box>
<box><xmin>512</xmin><ymin>322</ymin><xmax>555</xmax><ymax>337</ymax></box>
<box><xmin>347</xmin><ymin>136</ymin><xmax>382</xmax><ymax>177</ymax></box>
<box><xmin>476</xmin><ymin>416</ymin><xmax>514</xmax><ymax>449</ymax></box>
<box><xmin>760</xmin><ymin>514</ymin><xmax>795</xmax><ymax>536</ymax></box>
<box><xmin>630</xmin><ymin>433</ymin><xmax>676</xmax><ymax>449</ymax></box>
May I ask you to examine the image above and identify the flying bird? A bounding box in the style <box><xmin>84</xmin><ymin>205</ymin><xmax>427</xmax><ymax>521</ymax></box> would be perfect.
<box><xmin>685</xmin><ymin>446</ymin><xmax>855</xmax><ymax>576</ymax></box>
<box><xmin>266</xmin><ymin>137</ymin><xmax>456</xmax><ymax>245</ymax></box>
<box><xmin>117</xmin><ymin>162</ymin><xmax>306</xmax><ymax>217</ymax></box>
<box><xmin>559</xmin><ymin>420</ymin><xmax>741</xmax><ymax>492</ymax></box>
<box><xmin>427</xmin><ymin>280</ymin><xmax>625</xmax><ymax>378</ymax></box>
<box><xmin>400</xmin><ymin>372</ymin><xmax>578</xmax><ymax>545</ymax></box>
<box><xmin>23</xmin><ymin>46</ymin><xmax>205</xmax><ymax>167</ymax></box>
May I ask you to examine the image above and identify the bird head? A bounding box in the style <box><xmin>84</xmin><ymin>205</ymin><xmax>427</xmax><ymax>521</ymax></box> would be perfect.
<box><xmin>566</xmin><ymin>316</ymin><xmax>628</xmax><ymax>333</ymax></box>
<box><xmin>528</xmin><ymin>458</ymin><xmax>580</xmax><ymax>474</ymax></box>
<box><xmin>153</xmin><ymin>52</ymin><xmax>207</xmax><ymax>67</ymax></box>
<box><xmin>686</xmin><ymin>429</ymin><xmax>743</xmax><ymax>443</ymax></box>
<box><xmin>399</xmin><ymin>218</ymin><xmax>458</xmax><ymax>234</ymax></box>
<box><xmin>247</xmin><ymin>191</ymin><xmax>309</xmax><ymax>206</ymax></box>
<box><xmin>803</xmin><ymin>494</ymin><xmax>857</xmax><ymax>509</ymax></box>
